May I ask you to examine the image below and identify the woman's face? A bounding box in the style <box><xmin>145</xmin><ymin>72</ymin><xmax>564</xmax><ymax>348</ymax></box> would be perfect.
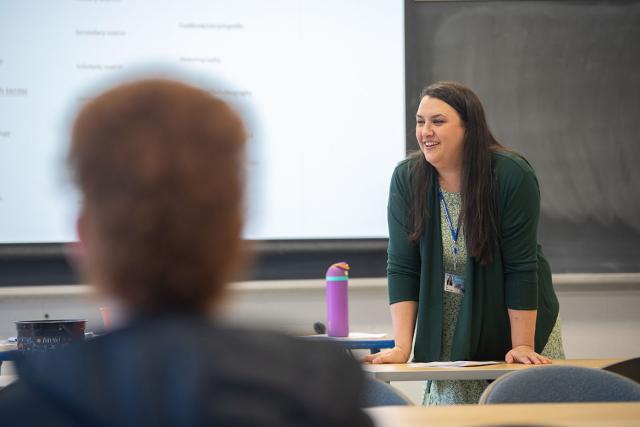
<box><xmin>415</xmin><ymin>96</ymin><xmax>465</xmax><ymax>171</ymax></box>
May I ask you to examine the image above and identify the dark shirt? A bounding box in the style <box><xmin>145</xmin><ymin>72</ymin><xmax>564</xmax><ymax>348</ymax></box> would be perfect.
<box><xmin>0</xmin><ymin>315</ymin><xmax>373</xmax><ymax>427</ymax></box>
<box><xmin>387</xmin><ymin>151</ymin><xmax>559</xmax><ymax>361</ymax></box>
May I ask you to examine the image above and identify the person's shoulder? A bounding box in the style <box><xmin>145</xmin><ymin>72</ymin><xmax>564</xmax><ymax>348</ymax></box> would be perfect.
<box><xmin>493</xmin><ymin>150</ymin><xmax>539</xmax><ymax>190</ymax></box>
<box><xmin>222</xmin><ymin>327</ymin><xmax>360</xmax><ymax>380</ymax></box>
<box><xmin>221</xmin><ymin>326</ymin><xmax>360</xmax><ymax>374</ymax></box>
<box><xmin>395</xmin><ymin>157</ymin><xmax>413</xmax><ymax>171</ymax></box>
<box><xmin>214</xmin><ymin>327</ymin><xmax>371</xmax><ymax>425</ymax></box>
<box><xmin>493</xmin><ymin>150</ymin><xmax>536</xmax><ymax>178</ymax></box>
<box><xmin>493</xmin><ymin>150</ymin><xmax>541</xmax><ymax>209</ymax></box>
<box><xmin>0</xmin><ymin>379</ymin><xmax>76</xmax><ymax>426</ymax></box>
<box><xmin>391</xmin><ymin>157</ymin><xmax>412</xmax><ymax>180</ymax></box>
<box><xmin>390</xmin><ymin>156</ymin><xmax>418</xmax><ymax>194</ymax></box>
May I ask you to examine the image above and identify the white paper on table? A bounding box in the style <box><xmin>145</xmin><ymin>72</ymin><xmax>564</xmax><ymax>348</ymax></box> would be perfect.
<box><xmin>410</xmin><ymin>360</ymin><xmax>501</xmax><ymax>368</ymax></box>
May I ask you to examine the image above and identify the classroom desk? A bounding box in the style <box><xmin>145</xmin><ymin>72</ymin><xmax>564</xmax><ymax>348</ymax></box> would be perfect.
<box><xmin>363</xmin><ymin>358</ymin><xmax>623</xmax><ymax>382</ymax></box>
<box><xmin>366</xmin><ymin>402</ymin><xmax>640</xmax><ymax>427</ymax></box>
<box><xmin>301</xmin><ymin>336</ymin><xmax>395</xmax><ymax>354</ymax></box>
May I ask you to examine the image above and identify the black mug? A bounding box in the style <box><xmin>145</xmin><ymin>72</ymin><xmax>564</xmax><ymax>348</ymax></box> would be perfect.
<box><xmin>15</xmin><ymin>319</ymin><xmax>87</xmax><ymax>353</ymax></box>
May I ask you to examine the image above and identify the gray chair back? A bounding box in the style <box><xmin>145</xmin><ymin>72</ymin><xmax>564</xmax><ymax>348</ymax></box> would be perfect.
<box><xmin>479</xmin><ymin>365</ymin><xmax>640</xmax><ymax>404</ymax></box>
<box><xmin>361</xmin><ymin>378</ymin><xmax>413</xmax><ymax>407</ymax></box>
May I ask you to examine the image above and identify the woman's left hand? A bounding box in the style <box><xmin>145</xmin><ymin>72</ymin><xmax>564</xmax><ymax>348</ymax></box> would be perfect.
<box><xmin>505</xmin><ymin>345</ymin><xmax>551</xmax><ymax>365</ymax></box>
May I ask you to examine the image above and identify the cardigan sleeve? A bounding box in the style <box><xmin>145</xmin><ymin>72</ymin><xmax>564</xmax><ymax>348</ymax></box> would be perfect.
<box><xmin>500</xmin><ymin>159</ymin><xmax>541</xmax><ymax>310</ymax></box>
<box><xmin>387</xmin><ymin>162</ymin><xmax>421</xmax><ymax>304</ymax></box>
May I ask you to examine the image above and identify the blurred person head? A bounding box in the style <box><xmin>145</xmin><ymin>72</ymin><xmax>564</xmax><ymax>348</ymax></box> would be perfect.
<box><xmin>68</xmin><ymin>79</ymin><xmax>246</xmax><ymax>314</ymax></box>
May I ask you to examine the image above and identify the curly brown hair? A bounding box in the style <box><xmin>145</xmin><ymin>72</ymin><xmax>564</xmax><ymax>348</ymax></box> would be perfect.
<box><xmin>68</xmin><ymin>79</ymin><xmax>246</xmax><ymax>313</ymax></box>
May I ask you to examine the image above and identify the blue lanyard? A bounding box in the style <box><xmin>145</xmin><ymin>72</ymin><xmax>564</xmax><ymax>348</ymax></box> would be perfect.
<box><xmin>439</xmin><ymin>190</ymin><xmax>461</xmax><ymax>257</ymax></box>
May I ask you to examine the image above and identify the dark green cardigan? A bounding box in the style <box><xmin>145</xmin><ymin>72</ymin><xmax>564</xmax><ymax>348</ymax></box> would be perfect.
<box><xmin>387</xmin><ymin>151</ymin><xmax>559</xmax><ymax>362</ymax></box>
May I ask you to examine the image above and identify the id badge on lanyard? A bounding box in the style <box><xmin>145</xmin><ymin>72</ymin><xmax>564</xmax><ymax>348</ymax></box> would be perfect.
<box><xmin>444</xmin><ymin>272</ymin><xmax>465</xmax><ymax>295</ymax></box>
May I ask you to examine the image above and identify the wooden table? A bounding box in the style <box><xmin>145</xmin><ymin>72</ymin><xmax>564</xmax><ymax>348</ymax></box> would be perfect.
<box><xmin>363</xmin><ymin>358</ymin><xmax>623</xmax><ymax>382</ymax></box>
<box><xmin>367</xmin><ymin>402</ymin><xmax>640</xmax><ymax>427</ymax></box>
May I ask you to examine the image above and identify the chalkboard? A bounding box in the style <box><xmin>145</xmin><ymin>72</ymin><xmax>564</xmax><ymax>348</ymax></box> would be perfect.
<box><xmin>405</xmin><ymin>0</ymin><xmax>640</xmax><ymax>273</ymax></box>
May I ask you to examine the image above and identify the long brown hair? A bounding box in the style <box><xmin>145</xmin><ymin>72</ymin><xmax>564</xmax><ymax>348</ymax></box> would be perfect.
<box><xmin>409</xmin><ymin>81</ymin><xmax>506</xmax><ymax>264</ymax></box>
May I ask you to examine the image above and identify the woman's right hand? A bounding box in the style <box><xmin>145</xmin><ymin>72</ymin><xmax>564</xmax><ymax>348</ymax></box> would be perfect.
<box><xmin>360</xmin><ymin>346</ymin><xmax>410</xmax><ymax>364</ymax></box>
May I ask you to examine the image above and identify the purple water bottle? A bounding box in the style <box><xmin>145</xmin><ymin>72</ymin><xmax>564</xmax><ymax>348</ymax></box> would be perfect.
<box><xmin>326</xmin><ymin>262</ymin><xmax>350</xmax><ymax>337</ymax></box>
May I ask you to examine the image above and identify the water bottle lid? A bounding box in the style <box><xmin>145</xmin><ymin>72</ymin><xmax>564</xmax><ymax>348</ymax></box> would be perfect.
<box><xmin>326</xmin><ymin>262</ymin><xmax>349</xmax><ymax>278</ymax></box>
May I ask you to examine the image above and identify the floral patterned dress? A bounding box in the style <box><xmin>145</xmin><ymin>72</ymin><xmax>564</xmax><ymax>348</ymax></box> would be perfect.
<box><xmin>422</xmin><ymin>189</ymin><xmax>566</xmax><ymax>405</ymax></box>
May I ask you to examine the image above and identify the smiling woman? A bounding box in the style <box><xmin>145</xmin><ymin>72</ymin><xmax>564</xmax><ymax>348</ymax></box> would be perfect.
<box><xmin>363</xmin><ymin>81</ymin><xmax>565</xmax><ymax>405</ymax></box>
<box><xmin>415</xmin><ymin>96</ymin><xmax>465</xmax><ymax>185</ymax></box>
